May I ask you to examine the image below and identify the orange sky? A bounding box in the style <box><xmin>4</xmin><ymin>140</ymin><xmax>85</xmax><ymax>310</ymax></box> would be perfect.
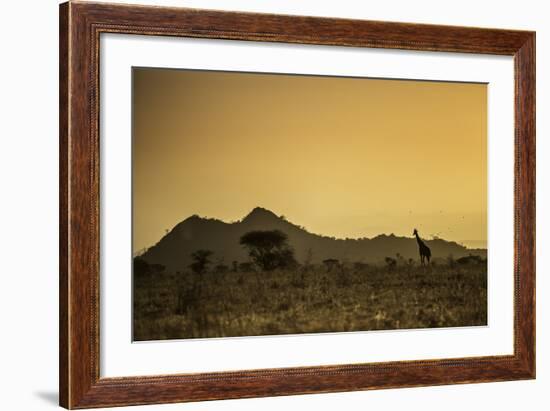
<box><xmin>133</xmin><ymin>68</ymin><xmax>487</xmax><ymax>253</ymax></box>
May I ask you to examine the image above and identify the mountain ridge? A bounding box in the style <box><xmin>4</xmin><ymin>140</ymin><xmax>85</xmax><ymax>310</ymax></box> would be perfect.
<box><xmin>140</xmin><ymin>207</ymin><xmax>486</xmax><ymax>271</ymax></box>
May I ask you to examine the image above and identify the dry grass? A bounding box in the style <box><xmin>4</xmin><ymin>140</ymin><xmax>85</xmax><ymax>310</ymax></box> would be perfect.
<box><xmin>133</xmin><ymin>262</ymin><xmax>487</xmax><ymax>341</ymax></box>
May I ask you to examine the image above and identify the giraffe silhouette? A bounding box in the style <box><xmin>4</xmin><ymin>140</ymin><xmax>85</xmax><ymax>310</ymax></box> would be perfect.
<box><xmin>413</xmin><ymin>228</ymin><xmax>431</xmax><ymax>265</ymax></box>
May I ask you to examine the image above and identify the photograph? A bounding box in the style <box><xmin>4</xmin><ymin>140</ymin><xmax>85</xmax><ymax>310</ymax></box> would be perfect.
<box><xmin>132</xmin><ymin>68</ymin><xmax>488</xmax><ymax>341</ymax></box>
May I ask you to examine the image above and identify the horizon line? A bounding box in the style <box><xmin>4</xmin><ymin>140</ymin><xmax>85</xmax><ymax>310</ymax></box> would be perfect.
<box><xmin>134</xmin><ymin>207</ymin><xmax>487</xmax><ymax>254</ymax></box>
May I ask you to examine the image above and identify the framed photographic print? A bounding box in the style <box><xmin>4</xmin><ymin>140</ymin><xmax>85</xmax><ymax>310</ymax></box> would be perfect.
<box><xmin>59</xmin><ymin>1</ymin><xmax>535</xmax><ymax>409</ymax></box>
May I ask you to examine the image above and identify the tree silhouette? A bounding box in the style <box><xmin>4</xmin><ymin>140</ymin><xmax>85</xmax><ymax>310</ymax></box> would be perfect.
<box><xmin>133</xmin><ymin>257</ymin><xmax>164</xmax><ymax>279</ymax></box>
<box><xmin>322</xmin><ymin>258</ymin><xmax>339</xmax><ymax>272</ymax></box>
<box><xmin>240</xmin><ymin>230</ymin><xmax>296</xmax><ymax>271</ymax></box>
<box><xmin>189</xmin><ymin>249</ymin><xmax>213</xmax><ymax>275</ymax></box>
<box><xmin>133</xmin><ymin>257</ymin><xmax>151</xmax><ymax>278</ymax></box>
<box><xmin>214</xmin><ymin>263</ymin><xmax>229</xmax><ymax>274</ymax></box>
<box><xmin>238</xmin><ymin>262</ymin><xmax>255</xmax><ymax>272</ymax></box>
<box><xmin>457</xmin><ymin>255</ymin><xmax>484</xmax><ymax>265</ymax></box>
<box><xmin>385</xmin><ymin>257</ymin><xmax>397</xmax><ymax>271</ymax></box>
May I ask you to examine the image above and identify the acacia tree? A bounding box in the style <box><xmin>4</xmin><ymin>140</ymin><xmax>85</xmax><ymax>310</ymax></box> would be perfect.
<box><xmin>183</xmin><ymin>249</ymin><xmax>213</xmax><ymax>329</ymax></box>
<box><xmin>239</xmin><ymin>230</ymin><xmax>296</xmax><ymax>271</ymax></box>
<box><xmin>133</xmin><ymin>257</ymin><xmax>164</xmax><ymax>279</ymax></box>
<box><xmin>189</xmin><ymin>249</ymin><xmax>213</xmax><ymax>275</ymax></box>
<box><xmin>133</xmin><ymin>257</ymin><xmax>151</xmax><ymax>278</ymax></box>
<box><xmin>322</xmin><ymin>258</ymin><xmax>340</xmax><ymax>272</ymax></box>
<box><xmin>385</xmin><ymin>256</ymin><xmax>397</xmax><ymax>271</ymax></box>
<box><xmin>181</xmin><ymin>250</ymin><xmax>213</xmax><ymax>313</ymax></box>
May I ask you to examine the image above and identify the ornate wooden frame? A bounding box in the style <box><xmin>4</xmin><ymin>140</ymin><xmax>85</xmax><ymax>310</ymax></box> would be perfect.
<box><xmin>59</xmin><ymin>1</ymin><xmax>535</xmax><ymax>408</ymax></box>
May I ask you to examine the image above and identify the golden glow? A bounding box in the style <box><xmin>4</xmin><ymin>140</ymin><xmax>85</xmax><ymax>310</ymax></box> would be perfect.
<box><xmin>133</xmin><ymin>68</ymin><xmax>487</xmax><ymax>253</ymax></box>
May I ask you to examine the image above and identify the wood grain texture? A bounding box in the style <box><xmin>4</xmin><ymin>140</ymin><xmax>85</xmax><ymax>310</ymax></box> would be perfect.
<box><xmin>59</xmin><ymin>1</ymin><xmax>536</xmax><ymax>408</ymax></box>
<box><xmin>514</xmin><ymin>34</ymin><xmax>536</xmax><ymax>376</ymax></box>
<box><xmin>59</xmin><ymin>2</ymin><xmax>69</xmax><ymax>407</ymax></box>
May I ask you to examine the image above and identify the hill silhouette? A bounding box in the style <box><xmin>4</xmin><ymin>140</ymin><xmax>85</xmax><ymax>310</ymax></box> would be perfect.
<box><xmin>139</xmin><ymin>207</ymin><xmax>486</xmax><ymax>271</ymax></box>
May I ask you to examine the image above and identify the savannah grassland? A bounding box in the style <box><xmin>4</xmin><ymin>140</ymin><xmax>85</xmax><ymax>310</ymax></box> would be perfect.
<box><xmin>133</xmin><ymin>260</ymin><xmax>487</xmax><ymax>341</ymax></box>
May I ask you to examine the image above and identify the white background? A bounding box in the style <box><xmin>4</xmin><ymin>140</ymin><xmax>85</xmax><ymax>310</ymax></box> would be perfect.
<box><xmin>0</xmin><ymin>0</ymin><xmax>547</xmax><ymax>410</ymax></box>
